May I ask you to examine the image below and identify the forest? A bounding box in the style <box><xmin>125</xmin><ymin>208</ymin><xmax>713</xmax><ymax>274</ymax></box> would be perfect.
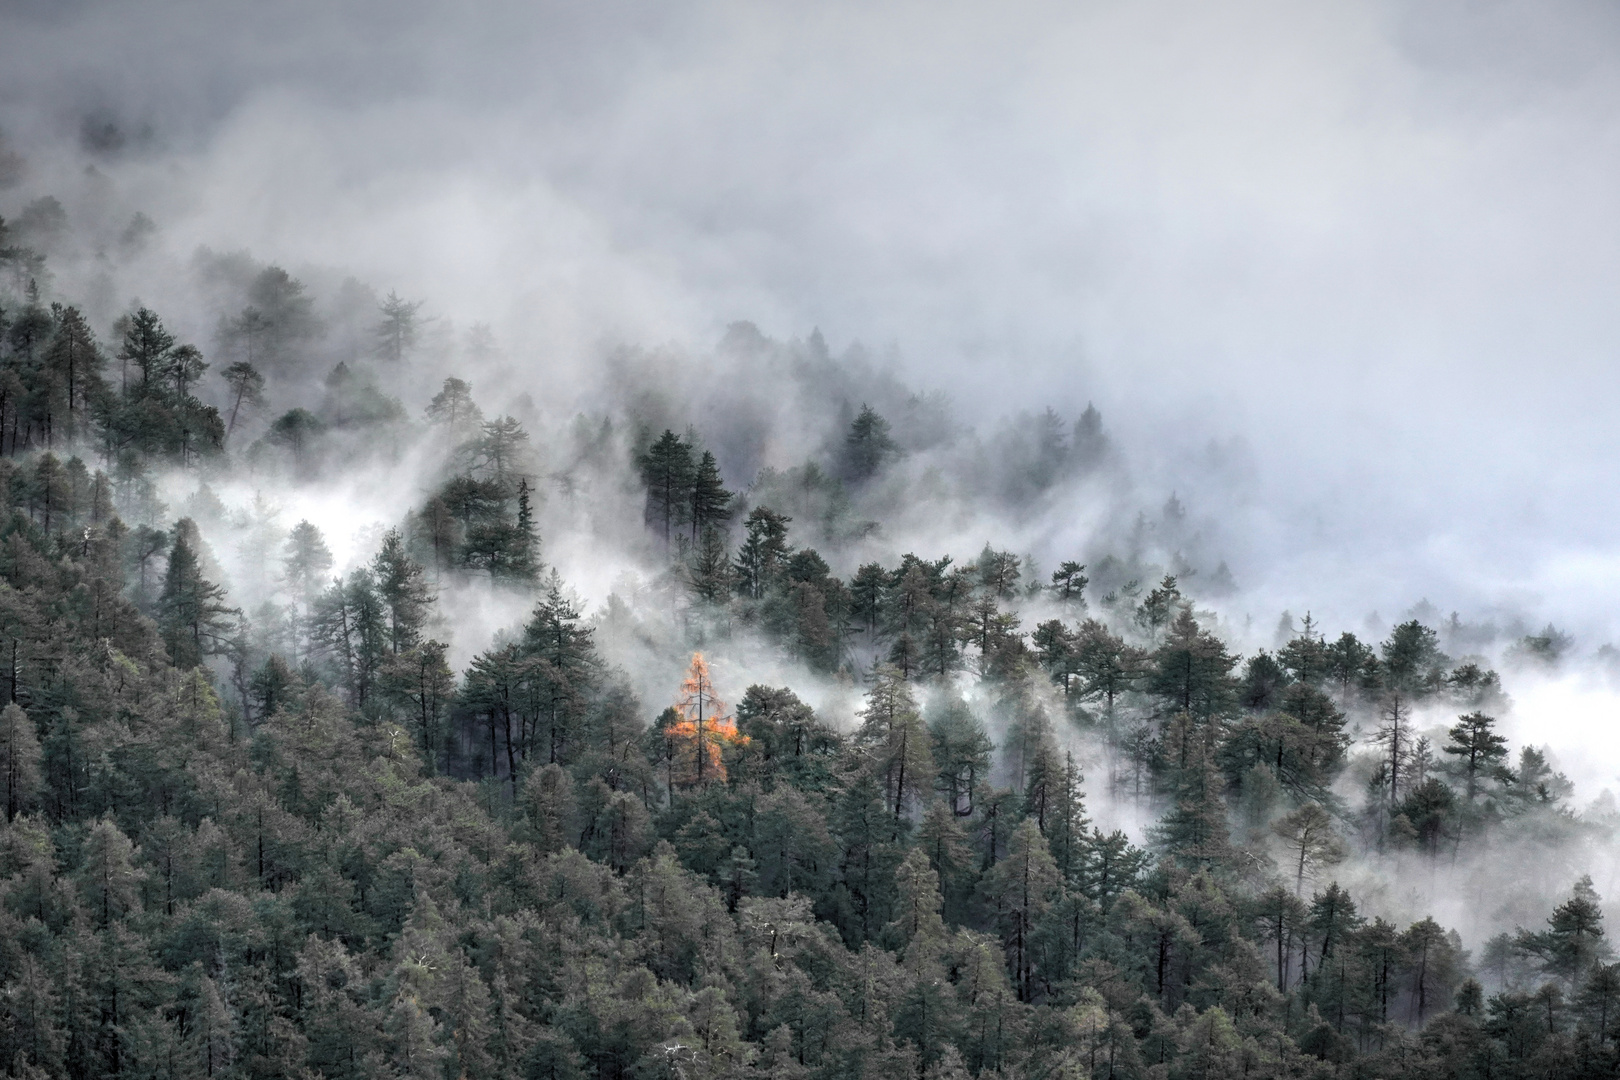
<box><xmin>0</xmin><ymin>186</ymin><xmax>1617</xmax><ymax>1080</ymax></box>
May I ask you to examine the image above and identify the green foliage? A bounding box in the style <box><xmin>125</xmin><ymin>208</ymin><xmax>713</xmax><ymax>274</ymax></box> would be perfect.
<box><xmin>0</xmin><ymin>271</ymin><xmax>1600</xmax><ymax>1080</ymax></box>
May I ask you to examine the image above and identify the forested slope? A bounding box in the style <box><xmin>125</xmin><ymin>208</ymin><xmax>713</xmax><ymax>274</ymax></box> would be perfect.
<box><xmin>0</xmin><ymin>208</ymin><xmax>1614</xmax><ymax>1080</ymax></box>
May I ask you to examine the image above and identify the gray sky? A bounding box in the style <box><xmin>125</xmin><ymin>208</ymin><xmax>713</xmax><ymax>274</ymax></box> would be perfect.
<box><xmin>5</xmin><ymin>0</ymin><xmax>1620</xmax><ymax>638</ymax></box>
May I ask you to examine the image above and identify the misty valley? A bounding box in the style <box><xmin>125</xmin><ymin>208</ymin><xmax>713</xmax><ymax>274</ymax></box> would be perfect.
<box><xmin>0</xmin><ymin>164</ymin><xmax>1617</xmax><ymax>1080</ymax></box>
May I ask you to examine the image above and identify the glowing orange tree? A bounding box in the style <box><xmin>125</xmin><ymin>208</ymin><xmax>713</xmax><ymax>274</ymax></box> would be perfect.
<box><xmin>668</xmin><ymin>653</ymin><xmax>746</xmax><ymax>788</ymax></box>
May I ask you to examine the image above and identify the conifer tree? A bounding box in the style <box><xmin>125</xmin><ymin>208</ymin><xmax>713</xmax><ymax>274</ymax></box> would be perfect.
<box><xmin>688</xmin><ymin>526</ymin><xmax>734</xmax><ymax>604</ymax></box>
<box><xmin>1444</xmin><ymin>710</ymin><xmax>1510</xmax><ymax>803</ymax></box>
<box><xmin>982</xmin><ymin>819</ymin><xmax>1060</xmax><ymax>1001</ymax></box>
<box><xmin>283</xmin><ymin>519</ymin><xmax>334</xmax><ymax>604</ymax></box>
<box><xmin>1151</xmin><ymin>741</ymin><xmax>1233</xmax><ymax>871</ymax></box>
<box><xmin>221</xmin><ymin>360</ymin><xmax>265</xmax><ymax>439</ymax></box>
<box><xmin>688</xmin><ymin>448</ymin><xmax>733</xmax><ymax>540</ymax></box>
<box><xmin>78</xmin><ymin>817</ymin><xmax>144</xmax><ymax>926</ymax></box>
<box><xmin>0</xmin><ymin>701</ymin><xmax>40</xmax><ymax>820</ymax></box>
<box><xmin>382</xmin><ymin>640</ymin><xmax>455</xmax><ymax>773</ymax></box>
<box><xmin>844</xmin><ymin>403</ymin><xmax>898</xmax><ymax>482</ymax></box>
<box><xmin>374</xmin><ymin>291</ymin><xmax>423</xmax><ymax>362</ymax></box>
<box><xmin>118</xmin><ymin>307</ymin><xmax>174</xmax><ymax>396</ymax></box>
<box><xmin>860</xmin><ymin>665</ymin><xmax>934</xmax><ymax>819</ymax></box>
<box><xmin>638</xmin><ymin>429</ymin><xmax>694</xmax><ymax>545</ymax></box>
<box><xmin>1046</xmin><ymin>753</ymin><xmax>1091</xmax><ymax>885</ymax></box>
<box><xmin>158</xmin><ymin>520</ymin><xmax>236</xmax><ymax>668</ymax></box>
<box><xmin>734</xmin><ymin>505</ymin><xmax>792</xmax><ymax>600</ymax></box>
<box><xmin>1273</xmin><ymin>802</ymin><xmax>1346</xmax><ymax>895</ymax></box>
<box><xmin>371</xmin><ymin>527</ymin><xmax>434</xmax><ymax>654</ymax></box>
<box><xmin>44</xmin><ymin>304</ymin><xmax>103</xmax><ymax>437</ymax></box>
<box><xmin>523</xmin><ymin>571</ymin><xmax>597</xmax><ymax>764</ymax></box>
<box><xmin>1519</xmin><ymin>877</ymin><xmax>1614</xmax><ymax>990</ymax></box>
<box><xmin>1373</xmin><ymin>695</ymin><xmax>1413</xmax><ymax>806</ymax></box>
<box><xmin>468</xmin><ymin>415</ymin><xmax>529</xmax><ymax>483</ymax></box>
<box><xmin>849</xmin><ymin>562</ymin><xmax>888</xmax><ymax>637</ymax></box>
<box><xmin>1050</xmin><ymin>560</ymin><xmax>1088</xmax><ymax>606</ymax></box>
<box><xmin>425</xmin><ymin>375</ymin><xmax>481</xmax><ymax>430</ymax></box>
<box><xmin>511</xmin><ymin>477</ymin><xmax>540</xmax><ymax>581</ymax></box>
<box><xmin>1147</xmin><ymin>609</ymin><xmax>1237</xmax><ymax>718</ymax></box>
<box><xmin>1134</xmin><ymin>575</ymin><xmax>1183</xmax><ymax>642</ymax></box>
<box><xmin>668</xmin><ymin>652</ymin><xmax>740</xmax><ymax>788</ymax></box>
<box><xmin>929</xmin><ymin>697</ymin><xmax>993</xmax><ymax>816</ymax></box>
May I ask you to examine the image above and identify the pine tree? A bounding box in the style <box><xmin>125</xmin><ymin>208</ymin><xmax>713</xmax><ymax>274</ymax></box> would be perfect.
<box><xmin>310</xmin><ymin>569</ymin><xmax>390</xmax><ymax>709</ymax></box>
<box><xmin>1272</xmin><ymin>803</ymin><xmax>1346</xmax><ymax>895</ymax></box>
<box><xmin>1134</xmin><ymin>575</ymin><xmax>1183</xmax><ymax>642</ymax></box>
<box><xmin>1373</xmin><ymin>695</ymin><xmax>1413</xmax><ymax>806</ymax></box>
<box><xmin>1050</xmin><ymin>560</ymin><xmax>1088</xmax><ymax>606</ymax></box>
<box><xmin>78</xmin><ymin>817</ymin><xmax>144</xmax><ymax>926</ymax></box>
<box><xmin>1031</xmin><ymin>619</ymin><xmax>1078</xmax><ymax>697</ymax></box>
<box><xmin>1519</xmin><ymin>877</ymin><xmax>1614</xmax><ymax>990</ymax></box>
<box><xmin>283</xmin><ymin>519</ymin><xmax>334</xmax><ymax>604</ymax></box>
<box><xmin>844</xmin><ymin>403</ymin><xmax>898</xmax><ymax>482</ymax></box>
<box><xmin>1147</xmin><ymin>609</ymin><xmax>1237</xmax><ymax>719</ymax></box>
<box><xmin>928</xmin><ymin>697</ymin><xmax>993</xmax><ymax>816</ymax></box>
<box><xmin>158</xmin><ymin>520</ymin><xmax>236</xmax><ymax>669</ymax></box>
<box><xmin>734</xmin><ymin>505</ymin><xmax>792</xmax><ymax>600</ymax></box>
<box><xmin>981</xmin><ymin>819</ymin><xmax>1060</xmax><ymax>1001</ymax></box>
<box><xmin>118</xmin><ymin>307</ymin><xmax>174</xmax><ymax>396</ymax></box>
<box><xmin>381</xmin><ymin>640</ymin><xmax>455</xmax><ymax>774</ymax></box>
<box><xmin>688</xmin><ymin>526</ymin><xmax>734</xmax><ymax>604</ymax></box>
<box><xmin>1047</xmin><ymin>753</ymin><xmax>1091</xmax><ymax>885</ymax></box>
<box><xmin>1021</xmin><ymin>727</ymin><xmax>1065</xmax><ymax>835</ymax></box>
<box><xmin>688</xmin><ymin>449</ymin><xmax>733</xmax><ymax>541</ymax></box>
<box><xmin>1380</xmin><ymin>619</ymin><xmax>1447</xmax><ymax>695</ymax></box>
<box><xmin>976</xmin><ymin>545</ymin><xmax>1022</xmax><ymax>599</ymax></box>
<box><xmin>1443</xmin><ymin>710</ymin><xmax>1510</xmax><ymax>803</ymax></box>
<box><xmin>638</xmin><ymin>429</ymin><xmax>694</xmax><ymax>545</ymax></box>
<box><xmin>44</xmin><ymin>304</ymin><xmax>103</xmax><ymax>438</ymax></box>
<box><xmin>0</xmin><ymin>701</ymin><xmax>40</xmax><ymax>820</ymax></box>
<box><xmin>523</xmin><ymin>571</ymin><xmax>597</xmax><ymax>764</ymax></box>
<box><xmin>1073</xmin><ymin>618</ymin><xmax>1146</xmax><ymax>715</ymax></box>
<box><xmin>374</xmin><ymin>291</ymin><xmax>423</xmax><ymax>362</ymax></box>
<box><xmin>425</xmin><ymin>375</ymin><xmax>481</xmax><ymax>430</ymax></box>
<box><xmin>221</xmin><ymin>360</ymin><xmax>265</xmax><ymax>440</ymax></box>
<box><xmin>511</xmin><ymin>477</ymin><xmax>540</xmax><ymax>581</ymax></box>
<box><xmin>371</xmin><ymin>527</ymin><xmax>434</xmax><ymax>654</ymax></box>
<box><xmin>887</xmin><ymin>847</ymin><xmax>948</xmax><ymax>956</ymax></box>
<box><xmin>1151</xmin><ymin>740</ymin><xmax>1233</xmax><ymax>871</ymax></box>
<box><xmin>859</xmin><ymin>665</ymin><xmax>934</xmax><ymax>819</ymax></box>
<box><xmin>467</xmin><ymin>415</ymin><xmax>529</xmax><ymax>483</ymax></box>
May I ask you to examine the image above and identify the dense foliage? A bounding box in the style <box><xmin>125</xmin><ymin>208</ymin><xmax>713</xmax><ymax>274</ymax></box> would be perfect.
<box><xmin>0</xmin><ymin>211</ymin><xmax>1614</xmax><ymax>1080</ymax></box>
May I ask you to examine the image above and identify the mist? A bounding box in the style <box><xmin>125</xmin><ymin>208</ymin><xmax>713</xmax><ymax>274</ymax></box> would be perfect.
<box><xmin>2</xmin><ymin>2</ymin><xmax>1620</xmax><ymax>1072</ymax></box>
<box><xmin>5</xmin><ymin>0</ymin><xmax>1620</xmax><ymax>641</ymax></box>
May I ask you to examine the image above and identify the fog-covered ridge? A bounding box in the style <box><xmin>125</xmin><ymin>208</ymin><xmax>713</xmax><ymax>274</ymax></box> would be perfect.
<box><xmin>5</xmin><ymin>3</ymin><xmax>1620</xmax><ymax>1075</ymax></box>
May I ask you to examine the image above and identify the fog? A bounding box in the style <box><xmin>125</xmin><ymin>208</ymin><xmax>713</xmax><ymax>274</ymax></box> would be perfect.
<box><xmin>7</xmin><ymin>0</ymin><xmax>1620</xmax><ymax>642</ymax></box>
<box><xmin>6</xmin><ymin>0</ymin><xmax>1620</xmax><ymax>949</ymax></box>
